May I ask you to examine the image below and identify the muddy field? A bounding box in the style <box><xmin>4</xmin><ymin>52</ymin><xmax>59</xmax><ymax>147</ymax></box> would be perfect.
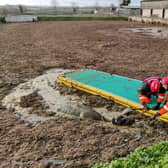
<box><xmin>1</xmin><ymin>21</ymin><xmax>168</xmax><ymax>168</ymax></box>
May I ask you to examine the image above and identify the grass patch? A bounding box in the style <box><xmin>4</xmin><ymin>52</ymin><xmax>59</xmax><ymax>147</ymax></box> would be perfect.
<box><xmin>38</xmin><ymin>15</ymin><xmax>128</xmax><ymax>21</ymax></box>
<box><xmin>92</xmin><ymin>141</ymin><xmax>168</xmax><ymax>168</ymax></box>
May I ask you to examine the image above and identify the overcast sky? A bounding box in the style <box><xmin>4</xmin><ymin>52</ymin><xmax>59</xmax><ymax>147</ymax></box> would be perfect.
<box><xmin>0</xmin><ymin>0</ymin><xmax>140</xmax><ymax>6</ymax></box>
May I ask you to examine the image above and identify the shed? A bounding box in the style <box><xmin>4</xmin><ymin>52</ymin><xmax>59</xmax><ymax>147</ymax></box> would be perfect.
<box><xmin>5</xmin><ymin>15</ymin><xmax>38</xmax><ymax>23</ymax></box>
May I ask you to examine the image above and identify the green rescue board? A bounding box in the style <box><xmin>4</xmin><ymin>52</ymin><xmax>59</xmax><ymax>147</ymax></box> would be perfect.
<box><xmin>60</xmin><ymin>70</ymin><xmax>159</xmax><ymax>108</ymax></box>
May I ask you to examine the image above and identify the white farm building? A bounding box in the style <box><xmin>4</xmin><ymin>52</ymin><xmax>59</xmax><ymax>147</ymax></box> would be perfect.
<box><xmin>141</xmin><ymin>0</ymin><xmax>168</xmax><ymax>19</ymax></box>
<box><xmin>5</xmin><ymin>15</ymin><xmax>38</xmax><ymax>23</ymax></box>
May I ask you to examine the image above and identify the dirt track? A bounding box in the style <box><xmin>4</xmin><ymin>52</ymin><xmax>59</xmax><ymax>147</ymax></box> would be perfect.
<box><xmin>1</xmin><ymin>21</ymin><xmax>168</xmax><ymax>168</ymax></box>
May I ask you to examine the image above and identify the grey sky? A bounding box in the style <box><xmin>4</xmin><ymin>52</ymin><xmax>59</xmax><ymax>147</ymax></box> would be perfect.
<box><xmin>0</xmin><ymin>0</ymin><xmax>140</xmax><ymax>6</ymax></box>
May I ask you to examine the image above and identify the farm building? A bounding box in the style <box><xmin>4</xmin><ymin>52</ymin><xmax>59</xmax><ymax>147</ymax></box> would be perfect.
<box><xmin>141</xmin><ymin>0</ymin><xmax>168</xmax><ymax>19</ymax></box>
<box><xmin>5</xmin><ymin>15</ymin><xmax>38</xmax><ymax>23</ymax></box>
<box><xmin>118</xmin><ymin>5</ymin><xmax>141</xmax><ymax>16</ymax></box>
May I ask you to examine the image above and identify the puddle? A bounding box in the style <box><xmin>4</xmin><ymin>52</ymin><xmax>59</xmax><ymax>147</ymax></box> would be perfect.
<box><xmin>119</xmin><ymin>27</ymin><xmax>168</xmax><ymax>39</ymax></box>
<box><xmin>2</xmin><ymin>69</ymin><xmax>121</xmax><ymax>125</ymax></box>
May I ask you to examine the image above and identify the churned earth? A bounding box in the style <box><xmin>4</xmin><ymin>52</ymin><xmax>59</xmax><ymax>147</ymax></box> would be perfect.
<box><xmin>1</xmin><ymin>21</ymin><xmax>168</xmax><ymax>168</ymax></box>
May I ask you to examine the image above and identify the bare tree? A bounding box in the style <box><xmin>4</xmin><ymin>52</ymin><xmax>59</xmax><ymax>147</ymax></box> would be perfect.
<box><xmin>123</xmin><ymin>0</ymin><xmax>131</xmax><ymax>5</ymax></box>
<box><xmin>18</xmin><ymin>5</ymin><xmax>24</xmax><ymax>14</ymax></box>
<box><xmin>94</xmin><ymin>0</ymin><xmax>100</xmax><ymax>10</ymax></box>
<box><xmin>118</xmin><ymin>0</ymin><xmax>123</xmax><ymax>6</ymax></box>
<box><xmin>2</xmin><ymin>8</ymin><xmax>8</xmax><ymax>16</ymax></box>
<box><xmin>119</xmin><ymin>0</ymin><xmax>131</xmax><ymax>6</ymax></box>
<box><xmin>71</xmin><ymin>2</ymin><xmax>78</xmax><ymax>14</ymax></box>
<box><xmin>110</xmin><ymin>3</ymin><xmax>116</xmax><ymax>12</ymax></box>
<box><xmin>51</xmin><ymin>0</ymin><xmax>58</xmax><ymax>14</ymax></box>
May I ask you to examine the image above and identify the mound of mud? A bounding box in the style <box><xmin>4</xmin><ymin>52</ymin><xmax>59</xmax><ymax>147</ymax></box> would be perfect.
<box><xmin>19</xmin><ymin>91</ymin><xmax>53</xmax><ymax>116</ymax></box>
<box><xmin>57</xmin><ymin>84</ymin><xmax>125</xmax><ymax>111</ymax></box>
<box><xmin>2</xmin><ymin>69</ymin><xmax>125</xmax><ymax>126</ymax></box>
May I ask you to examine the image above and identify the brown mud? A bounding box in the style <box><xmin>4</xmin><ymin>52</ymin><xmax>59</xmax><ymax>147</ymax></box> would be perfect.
<box><xmin>1</xmin><ymin>21</ymin><xmax>168</xmax><ymax>168</ymax></box>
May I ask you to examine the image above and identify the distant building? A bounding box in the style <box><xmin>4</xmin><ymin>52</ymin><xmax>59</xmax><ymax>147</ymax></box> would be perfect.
<box><xmin>141</xmin><ymin>0</ymin><xmax>168</xmax><ymax>19</ymax></box>
<box><xmin>5</xmin><ymin>15</ymin><xmax>38</xmax><ymax>23</ymax></box>
<box><xmin>117</xmin><ymin>5</ymin><xmax>141</xmax><ymax>16</ymax></box>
